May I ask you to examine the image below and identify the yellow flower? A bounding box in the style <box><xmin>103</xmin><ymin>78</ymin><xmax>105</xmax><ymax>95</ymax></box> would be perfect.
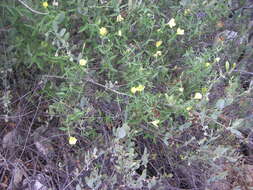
<box><xmin>202</xmin><ymin>87</ymin><xmax>208</xmax><ymax>94</ymax></box>
<box><xmin>184</xmin><ymin>9</ymin><xmax>191</xmax><ymax>15</ymax></box>
<box><xmin>179</xmin><ymin>87</ymin><xmax>184</xmax><ymax>92</ymax></box>
<box><xmin>205</xmin><ymin>62</ymin><xmax>211</xmax><ymax>67</ymax></box>
<box><xmin>193</xmin><ymin>92</ymin><xmax>202</xmax><ymax>100</ymax></box>
<box><xmin>155</xmin><ymin>40</ymin><xmax>163</xmax><ymax>48</ymax></box>
<box><xmin>116</xmin><ymin>14</ymin><xmax>124</xmax><ymax>22</ymax></box>
<box><xmin>99</xmin><ymin>27</ymin><xmax>108</xmax><ymax>37</ymax></box>
<box><xmin>79</xmin><ymin>59</ymin><xmax>87</xmax><ymax>66</ymax></box>
<box><xmin>131</xmin><ymin>85</ymin><xmax>145</xmax><ymax>94</ymax></box>
<box><xmin>69</xmin><ymin>136</ymin><xmax>77</xmax><ymax>145</ymax></box>
<box><xmin>186</xmin><ymin>106</ymin><xmax>192</xmax><ymax>111</ymax></box>
<box><xmin>131</xmin><ymin>87</ymin><xmax>138</xmax><ymax>94</ymax></box>
<box><xmin>118</xmin><ymin>30</ymin><xmax>122</xmax><ymax>36</ymax></box>
<box><xmin>214</xmin><ymin>57</ymin><xmax>220</xmax><ymax>62</ymax></box>
<box><xmin>232</xmin><ymin>62</ymin><xmax>236</xmax><ymax>69</ymax></box>
<box><xmin>176</xmin><ymin>28</ymin><xmax>184</xmax><ymax>35</ymax></box>
<box><xmin>153</xmin><ymin>51</ymin><xmax>162</xmax><ymax>58</ymax></box>
<box><xmin>126</xmin><ymin>48</ymin><xmax>131</xmax><ymax>53</ymax></box>
<box><xmin>42</xmin><ymin>1</ymin><xmax>48</xmax><ymax>8</ymax></box>
<box><xmin>150</xmin><ymin>120</ymin><xmax>160</xmax><ymax>127</ymax></box>
<box><xmin>167</xmin><ymin>18</ymin><xmax>176</xmax><ymax>28</ymax></box>
<box><xmin>136</xmin><ymin>84</ymin><xmax>145</xmax><ymax>92</ymax></box>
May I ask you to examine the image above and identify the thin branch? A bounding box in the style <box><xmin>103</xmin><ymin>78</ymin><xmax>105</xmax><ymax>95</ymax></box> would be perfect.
<box><xmin>17</xmin><ymin>0</ymin><xmax>49</xmax><ymax>15</ymax></box>
<box><xmin>233</xmin><ymin>69</ymin><xmax>253</xmax><ymax>76</ymax></box>
<box><xmin>62</xmin><ymin>150</ymin><xmax>108</xmax><ymax>190</ymax></box>
<box><xmin>19</xmin><ymin>96</ymin><xmax>42</xmax><ymax>159</ymax></box>
<box><xmin>43</xmin><ymin>74</ymin><xmax>131</xmax><ymax>97</ymax></box>
<box><xmin>0</xmin><ymin>28</ymin><xmax>12</xmax><ymax>32</ymax></box>
<box><xmin>84</xmin><ymin>77</ymin><xmax>131</xmax><ymax>97</ymax></box>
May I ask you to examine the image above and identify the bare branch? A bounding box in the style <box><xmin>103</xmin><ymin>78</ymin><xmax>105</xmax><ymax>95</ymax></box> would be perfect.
<box><xmin>43</xmin><ymin>74</ymin><xmax>131</xmax><ymax>97</ymax></box>
<box><xmin>84</xmin><ymin>77</ymin><xmax>131</xmax><ymax>97</ymax></box>
<box><xmin>17</xmin><ymin>0</ymin><xmax>49</xmax><ymax>15</ymax></box>
<box><xmin>233</xmin><ymin>69</ymin><xmax>253</xmax><ymax>76</ymax></box>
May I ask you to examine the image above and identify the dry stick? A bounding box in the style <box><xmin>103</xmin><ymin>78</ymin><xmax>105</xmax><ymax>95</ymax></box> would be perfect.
<box><xmin>62</xmin><ymin>150</ymin><xmax>107</xmax><ymax>190</ymax></box>
<box><xmin>192</xmin><ymin>111</ymin><xmax>227</xmax><ymax>129</ymax></box>
<box><xmin>139</xmin><ymin>125</ymin><xmax>201</xmax><ymax>151</ymax></box>
<box><xmin>84</xmin><ymin>77</ymin><xmax>131</xmax><ymax>97</ymax></box>
<box><xmin>233</xmin><ymin>69</ymin><xmax>253</xmax><ymax>76</ymax></box>
<box><xmin>43</xmin><ymin>74</ymin><xmax>131</xmax><ymax>97</ymax></box>
<box><xmin>0</xmin><ymin>110</ymin><xmax>35</xmax><ymax>119</ymax></box>
<box><xmin>19</xmin><ymin>96</ymin><xmax>42</xmax><ymax>159</ymax></box>
<box><xmin>0</xmin><ymin>82</ymin><xmax>45</xmax><ymax>119</ymax></box>
<box><xmin>17</xmin><ymin>0</ymin><xmax>49</xmax><ymax>15</ymax></box>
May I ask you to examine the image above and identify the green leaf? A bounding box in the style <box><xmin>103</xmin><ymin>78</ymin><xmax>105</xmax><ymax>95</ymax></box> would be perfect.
<box><xmin>59</xmin><ymin>127</ymin><xmax>68</xmax><ymax>131</ymax></box>
<box><xmin>228</xmin><ymin>128</ymin><xmax>243</xmax><ymax>138</ymax></box>
<box><xmin>231</xmin><ymin>119</ymin><xmax>244</xmax><ymax>129</ymax></box>
<box><xmin>225</xmin><ymin>61</ymin><xmax>230</xmax><ymax>72</ymax></box>
<box><xmin>54</xmin><ymin>12</ymin><xmax>65</xmax><ymax>25</ymax></box>
<box><xmin>141</xmin><ymin>147</ymin><xmax>149</xmax><ymax>166</ymax></box>
<box><xmin>64</xmin><ymin>32</ymin><xmax>70</xmax><ymax>41</ymax></box>
<box><xmin>163</xmin><ymin>132</ymin><xmax>172</xmax><ymax>146</ymax></box>
<box><xmin>205</xmin><ymin>0</ymin><xmax>218</xmax><ymax>8</ymax></box>
<box><xmin>78</xmin><ymin>25</ymin><xmax>88</xmax><ymax>33</ymax></box>
<box><xmin>52</xmin><ymin>12</ymin><xmax>65</xmax><ymax>32</ymax></box>
<box><xmin>179</xmin><ymin>122</ymin><xmax>192</xmax><ymax>131</ymax></box>
<box><xmin>128</xmin><ymin>0</ymin><xmax>133</xmax><ymax>11</ymax></box>
<box><xmin>52</xmin><ymin>22</ymin><xmax>59</xmax><ymax>33</ymax></box>
<box><xmin>180</xmin><ymin>0</ymin><xmax>192</xmax><ymax>7</ymax></box>
<box><xmin>215</xmin><ymin>99</ymin><xmax>225</xmax><ymax>110</ymax></box>
<box><xmin>116</xmin><ymin>127</ymin><xmax>126</xmax><ymax>139</ymax></box>
<box><xmin>59</xmin><ymin>28</ymin><xmax>66</xmax><ymax>37</ymax></box>
<box><xmin>115</xmin><ymin>123</ymin><xmax>130</xmax><ymax>139</ymax></box>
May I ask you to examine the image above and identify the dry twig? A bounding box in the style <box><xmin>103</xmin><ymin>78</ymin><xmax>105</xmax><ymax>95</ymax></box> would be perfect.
<box><xmin>17</xmin><ymin>0</ymin><xmax>49</xmax><ymax>15</ymax></box>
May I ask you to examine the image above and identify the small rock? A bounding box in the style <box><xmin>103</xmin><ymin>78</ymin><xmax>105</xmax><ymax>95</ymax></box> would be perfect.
<box><xmin>2</xmin><ymin>129</ymin><xmax>17</xmax><ymax>149</ymax></box>
<box><xmin>12</xmin><ymin>165</ymin><xmax>24</xmax><ymax>188</ymax></box>
<box><xmin>34</xmin><ymin>139</ymin><xmax>54</xmax><ymax>159</ymax></box>
<box><xmin>33</xmin><ymin>126</ymin><xmax>55</xmax><ymax>160</ymax></box>
<box><xmin>32</xmin><ymin>174</ymin><xmax>50</xmax><ymax>190</ymax></box>
<box><xmin>23</xmin><ymin>174</ymin><xmax>50</xmax><ymax>190</ymax></box>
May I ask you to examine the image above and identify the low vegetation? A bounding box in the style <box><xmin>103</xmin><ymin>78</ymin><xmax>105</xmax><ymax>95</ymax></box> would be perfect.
<box><xmin>1</xmin><ymin>0</ymin><xmax>253</xmax><ymax>189</ymax></box>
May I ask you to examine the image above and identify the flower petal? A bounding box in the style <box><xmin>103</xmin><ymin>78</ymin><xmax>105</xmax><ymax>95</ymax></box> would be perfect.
<box><xmin>69</xmin><ymin>136</ymin><xmax>77</xmax><ymax>145</ymax></box>
<box><xmin>168</xmin><ymin>18</ymin><xmax>176</xmax><ymax>28</ymax></box>
<box><xmin>193</xmin><ymin>92</ymin><xmax>202</xmax><ymax>100</ymax></box>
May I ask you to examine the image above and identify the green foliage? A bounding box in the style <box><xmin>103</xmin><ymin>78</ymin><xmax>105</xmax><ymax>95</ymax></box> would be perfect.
<box><xmin>1</xmin><ymin>0</ymin><xmax>252</xmax><ymax>188</ymax></box>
